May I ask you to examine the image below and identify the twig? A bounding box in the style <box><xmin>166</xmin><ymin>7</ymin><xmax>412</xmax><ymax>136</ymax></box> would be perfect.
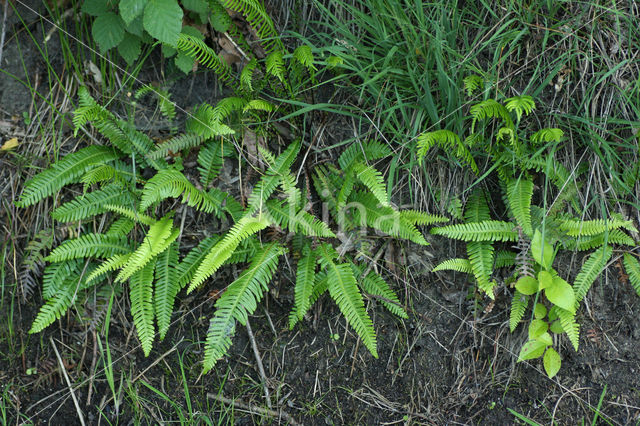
<box><xmin>0</xmin><ymin>0</ymin><xmax>9</xmax><ymax>66</ymax></box>
<box><xmin>245</xmin><ymin>318</ymin><xmax>272</xmax><ymax>409</ymax></box>
<box><xmin>86</xmin><ymin>330</ymin><xmax>98</xmax><ymax>406</ymax></box>
<box><xmin>206</xmin><ymin>393</ymin><xmax>300</xmax><ymax>426</ymax></box>
<box><xmin>49</xmin><ymin>337</ymin><xmax>86</xmax><ymax>426</ymax></box>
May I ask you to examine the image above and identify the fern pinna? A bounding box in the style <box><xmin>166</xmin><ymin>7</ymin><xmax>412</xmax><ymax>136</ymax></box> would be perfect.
<box><xmin>430</xmin><ymin>180</ymin><xmax>638</xmax><ymax>378</ymax></box>
<box><xmin>17</xmin><ymin>88</ymin><xmax>448</xmax><ymax>371</ymax></box>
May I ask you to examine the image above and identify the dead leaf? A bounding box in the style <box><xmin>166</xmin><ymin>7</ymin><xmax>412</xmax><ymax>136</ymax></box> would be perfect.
<box><xmin>243</xmin><ymin>129</ymin><xmax>265</xmax><ymax>170</ymax></box>
<box><xmin>1</xmin><ymin>137</ymin><xmax>19</xmax><ymax>151</ymax></box>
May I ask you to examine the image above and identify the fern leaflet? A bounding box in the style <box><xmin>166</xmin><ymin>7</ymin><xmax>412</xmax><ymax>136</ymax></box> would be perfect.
<box><xmin>573</xmin><ymin>245</ymin><xmax>613</xmax><ymax>305</ymax></box>
<box><xmin>130</xmin><ymin>261</ymin><xmax>155</xmax><ymax>356</ymax></box>
<box><xmin>623</xmin><ymin>253</ymin><xmax>640</xmax><ymax>296</ymax></box>
<box><xmin>154</xmin><ymin>242</ymin><xmax>179</xmax><ymax>340</ymax></box>
<box><xmin>431</xmin><ymin>221</ymin><xmax>518</xmax><ymax>242</ymax></box>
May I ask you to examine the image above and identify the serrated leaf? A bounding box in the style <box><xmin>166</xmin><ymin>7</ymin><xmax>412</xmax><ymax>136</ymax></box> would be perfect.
<box><xmin>119</xmin><ymin>0</ymin><xmax>147</xmax><ymax>24</ymax></box>
<box><xmin>118</xmin><ymin>32</ymin><xmax>142</xmax><ymax>64</ymax></box>
<box><xmin>92</xmin><ymin>12</ymin><xmax>125</xmax><ymax>53</ymax></box>
<box><xmin>515</xmin><ymin>275</ymin><xmax>538</xmax><ymax>295</ymax></box>
<box><xmin>143</xmin><ymin>0</ymin><xmax>183</xmax><ymax>46</ymax></box>
<box><xmin>545</xmin><ymin>276</ymin><xmax>576</xmax><ymax>312</ymax></box>
<box><xmin>531</xmin><ymin>228</ymin><xmax>554</xmax><ymax>269</ymax></box>
<box><xmin>543</xmin><ymin>347</ymin><xmax>561</xmax><ymax>378</ymax></box>
<box><xmin>83</xmin><ymin>0</ymin><xmax>112</xmax><ymax>16</ymax></box>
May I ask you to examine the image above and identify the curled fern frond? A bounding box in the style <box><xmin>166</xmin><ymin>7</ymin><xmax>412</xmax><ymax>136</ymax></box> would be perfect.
<box><xmin>202</xmin><ymin>242</ymin><xmax>284</xmax><ymax>372</ymax></box>
<box><xmin>431</xmin><ymin>221</ymin><xmax>518</xmax><ymax>242</ymax></box>
<box><xmin>45</xmin><ymin>234</ymin><xmax>132</xmax><ymax>262</ymax></box>
<box><xmin>51</xmin><ymin>184</ymin><xmax>134</xmax><ymax>223</ymax></box>
<box><xmin>623</xmin><ymin>253</ymin><xmax>640</xmax><ymax>296</ymax></box>
<box><xmin>431</xmin><ymin>258</ymin><xmax>472</xmax><ymax>274</ymax></box>
<box><xmin>573</xmin><ymin>245</ymin><xmax>612</xmax><ymax>305</ymax></box>
<box><xmin>16</xmin><ymin>146</ymin><xmax>121</xmax><ymax>207</ymax></box>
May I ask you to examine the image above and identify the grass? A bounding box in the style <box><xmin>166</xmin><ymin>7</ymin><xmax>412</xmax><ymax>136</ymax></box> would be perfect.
<box><xmin>1</xmin><ymin>0</ymin><xmax>639</xmax><ymax>424</ymax></box>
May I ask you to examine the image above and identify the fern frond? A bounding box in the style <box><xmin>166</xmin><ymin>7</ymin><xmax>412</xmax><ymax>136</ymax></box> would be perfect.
<box><xmin>265</xmin><ymin>50</ymin><xmax>285</xmax><ymax>82</ymax></box>
<box><xmin>103</xmin><ymin>204</ymin><xmax>156</xmax><ymax>226</ymax></box>
<box><xmin>573</xmin><ymin>245</ymin><xmax>613</xmax><ymax>304</ymax></box>
<box><xmin>337</xmin><ymin>172</ymin><xmax>354</xmax><ymax>209</ymax></box>
<box><xmin>338</xmin><ymin>140</ymin><xmax>392</xmax><ymax>171</ymax></box>
<box><xmin>353</xmin><ymin>162</ymin><xmax>390</xmax><ymax>207</ymax></box>
<box><xmin>463</xmin><ymin>74</ymin><xmax>483</xmax><ymax>96</ymax></box>
<box><xmin>120</xmin><ymin>124</ymin><xmax>167</xmax><ymax>170</ymax></box>
<box><xmin>355</xmin><ymin>265</ymin><xmax>408</xmax><ymax>319</ymax></box>
<box><xmin>140</xmin><ymin>168</ymin><xmax>222</xmax><ymax>214</ymax></box>
<box><xmin>29</xmin><ymin>274</ymin><xmax>78</xmax><ymax>334</ymax></box>
<box><xmin>293</xmin><ymin>44</ymin><xmax>316</xmax><ymax>71</ymax></box>
<box><xmin>280</xmin><ymin>173</ymin><xmax>302</xmax><ymax>208</ymax></box>
<box><xmin>399</xmin><ymin>210</ymin><xmax>449</xmax><ymax>226</ymax></box>
<box><xmin>464</xmin><ymin>188</ymin><xmax>490</xmax><ymax>223</ymax></box>
<box><xmin>86</xmin><ymin>253</ymin><xmax>132</xmax><ymax>283</ymax></box>
<box><xmin>431</xmin><ymin>258</ymin><xmax>472</xmax><ymax>274</ymax></box>
<box><xmin>195</xmin><ymin>140</ymin><xmax>226</xmax><ymax>187</ymax></box>
<box><xmin>291</xmin><ymin>245</ymin><xmax>317</xmax><ymax>324</ymax></box>
<box><xmin>116</xmin><ymin>215</ymin><xmax>178</xmax><ymax>283</ymax></box>
<box><xmin>323</xmin><ymin>256</ymin><xmax>378</xmax><ymax>357</ymax></box>
<box><xmin>189</xmin><ymin>215</ymin><xmax>270</xmax><ymax>292</ymax></box>
<box><xmin>175</xmin><ymin>237</ymin><xmax>220</xmax><ymax>288</ymax></box>
<box><xmin>106</xmin><ymin>217</ymin><xmax>135</xmax><ymax>236</ymax></box>
<box><xmin>569</xmin><ymin>229</ymin><xmax>636</xmax><ymax>251</ymax></box>
<box><xmin>16</xmin><ymin>146</ymin><xmax>121</xmax><ymax>207</ymax></box>
<box><xmin>51</xmin><ymin>184</ymin><xmax>134</xmax><ymax>222</ymax></box>
<box><xmin>467</xmin><ymin>241</ymin><xmax>496</xmax><ymax>297</ymax></box>
<box><xmin>289</xmin><ymin>271</ymin><xmax>329</xmax><ymax>329</ymax></box>
<box><xmin>623</xmin><ymin>253</ymin><xmax>640</xmax><ymax>296</ymax></box>
<box><xmin>431</xmin><ymin>221</ymin><xmax>518</xmax><ymax>242</ymax></box>
<box><xmin>147</xmin><ymin>133</ymin><xmax>204</xmax><ymax>160</ymax></box>
<box><xmin>470</xmin><ymin>99</ymin><xmax>513</xmax><ymax>132</ymax></box>
<box><xmin>494</xmin><ymin>250</ymin><xmax>517</xmax><ymax>268</ymax></box>
<box><xmin>177</xmin><ymin>33</ymin><xmax>233</xmax><ymax>85</ymax></box>
<box><xmin>509</xmin><ymin>290</ymin><xmax>528</xmax><ymax>332</ymax></box>
<box><xmin>186</xmin><ymin>103</ymin><xmax>236</xmax><ymax>138</ymax></box>
<box><xmin>559</xmin><ymin>218</ymin><xmax>635</xmax><ymax>237</ymax></box>
<box><xmin>266</xmin><ymin>200</ymin><xmax>335</xmax><ymax>237</ymax></box>
<box><xmin>45</xmin><ymin>234</ymin><xmax>132</xmax><ymax>262</ymax></box>
<box><xmin>80</xmin><ymin>161</ymin><xmax>130</xmax><ymax>190</ymax></box>
<box><xmin>556</xmin><ymin>307</ymin><xmax>579</xmax><ymax>350</ymax></box>
<box><xmin>417</xmin><ymin>130</ymin><xmax>478</xmax><ymax>174</ymax></box>
<box><xmin>220</xmin><ymin>0</ymin><xmax>283</xmax><ymax>53</ymax></box>
<box><xmin>505</xmin><ymin>95</ymin><xmax>535</xmax><ymax>121</ymax></box>
<box><xmin>240</xmin><ymin>58</ymin><xmax>257</xmax><ymax>91</ymax></box>
<box><xmin>42</xmin><ymin>260</ymin><xmax>82</xmax><ymax>299</ymax></box>
<box><xmin>130</xmin><ymin>261</ymin><xmax>155</xmax><ymax>356</ymax></box>
<box><xmin>202</xmin><ymin>243</ymin><xmax>283</xmax><ymax>372</ymax></box>
<box><xmin>154</xmin><ymin>241</ymin><xmax>179</xmax><ymax>340</ymax></box>
<box><xmin>531</xmin><ymin>128</ymin><xmax>564</xmax><ymax>145</ymax></box>
<box><xmin>506</xmin><ymin>178</ymin><xmax>534</xmax><ymax>236</ymax></box>
<box><xmin>243</xmin><ymin>99</ymin><xmax>274</xmax><ymax>113</ymax></box>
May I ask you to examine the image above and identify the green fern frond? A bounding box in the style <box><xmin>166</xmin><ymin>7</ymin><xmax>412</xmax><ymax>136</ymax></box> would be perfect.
<box><xmin>338</xmin><ymin>140</ymin><xmax>392</xmax><ymax>171</ymax></box>
<box><xmin>240</xmin><ymin>58</ymin><xmax>257</xmax><ymax>91</ymax></box>
<box><xmin>623</xmin><ymin>253</ymin><xmax>640</xmax><ymax>297</ymax></box>
<box><xmin>176</xmin><ymin>33</ymin><xmax>233</xmax><ymax>85</ymax></box>
<box><xmin>569</xmin><ymin>229</ymin><xmax>636</xmax><ymax>251</ymax></box>
<box><xmin>504</xmin><ymin>95</ymin><xmax>535</xmax><ymax>121</ymax></box>
<box><xmin>175</xmin><ymin>237</ymin><xmax>220</xmax><ymax>288</ymax></box>
<box><xmin>467</xmin><ymin>241</ymin><xmax>496</xmax><ymax>297</ymax></box>
<box><xmin>463</xmin><ymin>74</ymin><xmax>483</xmax><ymax>96</ymax></box>
<box><xmin>154</xmin><ymin>241</ymin><xmax>179</xmax><ymax>340</ymax></box>
<box><xmin>431</xmin><ymin>221</ymin><xmax>518</xmax><ymax>242</ymax></box>
<box><xmin>80</xmin><ymin>161</ymin><xmax>130</xmax><ymax>190</ymax></box>
<box><xmin>431</xmin><ymin>258</ymin><xmax>472</xmax><ymax>274</ymax></box>
<box><xmin>86</xmin><ymin>253</ymin><xmax>131</xmax><ymax>283</ymax></box>
<box><xmin>573</xmin><ymin>245</ymin><xmax>613</xmax><ymax>304</ymax></box>
<box><xmin>51</xmin><ymin>184</ymin><xmax>134</xmax><ymax>223</ymax></box>
<box><xmin>104</xmin><ymin>204</ymin><xmax>156</xmax><ymax>226</ymax></box>
<box><xmin>291</xmin><ymin>245</ymin><xmax>317</xmax><ymax>325</ymax></box>
<box><xmin>531</xmin><ymin>128</ymin><xmax>564</xmax><ymax>144</ymax></box>
<box><xmin>399</xmin><ymin>210</ymin><xmax>448</xmax><ymax>226</ymax></box>
<box><xmin>556</xmin><ymin>307</ymin><xmax>579</xmax><ymax>350</ymax></box>
<box><xmin>189</xmin><ymin>215</ymin><xmax>270</xmax><ymax>292</ymax></box>
<box><xmin>221</xmin><ymin>0</ymin><xmax>283</xmax><ymax>53</ymax></box>
<box><xmin>130</xmin><ymin>261</ymin><xmax>155</xmax><ymax>356</ymax></box>
<box><xmin>116</xmin><ymin>215</ymin><xmax>178</xmax><ymax>283</ymax></box>
<box><xmin>280</xmin><ymin>173</ymin><xmax>302</xmax><ymax>208</ymax></box>
<box><xmin>559</xmin><ymin>218</ymin><xmax>634</xmax><ymax>237</ymax></box>
<box><xmin>494</xmin><ymin>250</ymin><xmax>517</xmax><ymax>268</ymax></box>
<box><xmin>107</xmin><ymin>217</ymin><xmax>135</xmax><ymax>236</ymax></box>
<box><xmin>198</xmin><ymin>140</ymin><xmax>226</xmax><ymax>186</ymax></box>
<box><xmin>202</xmin><ymin>242</ymin><xmax>283</xmax><ymax>372</ymax></box>
<box><xmin>464</xmin><ymin>188</ymin><xmax>490</xmax><ymax>223</ymax></box>
<box><xmin>293</xmin><ymin>44</ymin><xmax>316</xmax><ymax>70</ymax></box>
<box><xmin>288</xmin><ymin>271</ymin><xmax>330</xmax><ymax>329</ymax></box>
<box><xmin>244</xmin><ymin>99</ymin><xmax>274</xmax><ymax>113</ymax></box>
<box><xmin>141</xmin><ymin>168</ymin><xmax>222</xmax><ymax>214</ymax></box>
<box><xmin>42</xmin><ymin>260</ymin><xmax>82</xmax><ymax>299</ymax></box>
<box><xmin>337</xmin><ymin>172</ymin><xmax>354</xmax><ymax>209</ymax></box>
<box><xmin>323</xmin><ymin>257</ymin><xmax>378</xmax><ymax>357</ymax></box>
<box><xmin>29</xmin><ymin>275</ymin><xmax>78</xmax><ymax>334</ymax></box>
<box><xmin>355</xmin><ymin>265</ymin><xmax>408</xmax><ymax>319</ymax></box>
<box><xmin>470</xmin><ymin>99</ymin><xmax>513</xmax><ymax>132</ymax></box>
<box><xmin>120</xmin><ymin>124</ymin><xmax>167</xmax><ymax>170</ymax></box>
<box><xmin>353</xmin><ymin>162</ymin><xmax>390</xmax><ymax>207</ymax></box>
<box><xmin>45</xmin><ymin>234</ymin><xmax>132</xmax><ymax>262</ymax></box>
<box><xmin>147</xmin><ymin>133</ymin><xmax>204</xmax><ymax>160</ymax></box>
<box><xmin>265</xmin><ymin>50</ymin><xmax>285</xmax><ymax>82</ymax></box>
<box><xmin>509</xmin><ymin>290</ymin><xmax>528</xmax><ymax>332</ymax></box>
<box><xmin>16</xmin><ymin>146</ymin><xmax>121</xmax><ymax>207</ymax></box>
<box><xmin>507</xmin><ymin>178</ymin><xmax>534</xmax><ymax>236</ymax></box>
<box><xmin>265</xmin><ymin>200</ymin><xmax>334</xmax><ymax>237</ymax></box>
<box><xmin>417</xmin><ymin>130</ymin><xmax>478</xmax><ymax>174</ymax></box>
<box><xmin>186</xmin><ymin>104</ymin><xmax>236</xmax><ymax>138</ymax></box>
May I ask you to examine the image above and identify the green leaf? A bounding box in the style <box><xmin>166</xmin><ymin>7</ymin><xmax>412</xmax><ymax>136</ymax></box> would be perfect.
<box><xmin>537</xmin><ymin>270</ymin><xmax>553</xmax><ymax>290</ymax></box>
<box><xmin>549</xmin><ymin>320</ymin><xmax>564</xmax><ymax>334</ymax></box>
<box><xmin>545</xmin><ymin>276</ymin><xmax>576</xmax><ymax>313</ymax></box>
<box><xmin>118</xmin><ymin>32</ymin><xmax>142</xmax><ymax>64</ymax></box>
<box><xmin>543</xmin><ymin>347</ymin><xmax>561</xmax><ymax>378</ymax></box>
<box><xmin>92</xmin><ymin>12</ymin><xmax>125</xmax><ymax>53</ymax></box>
<box><xmin>143</xmin><ymin>0</ymin><xmax>183</xmax><ymax>46</ymax></box>
<box><xmin>182</xmin><ymin>0</ymin><xmax>208</xmax><ymax>14</ymax></box>
<box><xmin>174</xmin><ymin>52</ymin><xmax>195</xmax><ymax>73</ymax></box>
<box><xmin>515</xmin><ymin>276</ymin><xmax>538</xmax><ymax>295</ymax></box>
<box><xmin>528</xmin><ymin>319</ymin><xmax>548</xmax><ymax>340</ymax></box>
<box><xmin>83</xmin><ymin>0</ymin><xmax>112</xmax><ymax>16</ymax></box>
<box><xmin>517</xmin><ymin>339</ymin><xmax>547</xmax><ymax>361</ymax></box>
<box><xmin>537</xmin><ymin>332</ymin><xmax>553</xmax><ymax>346</ymax></box>
<box><xmin>534</xmin><ymin>303</ymin><xmax>547</xmax><ymax>319</ymax></box>
<box><xmin>531</xmin><ymin>228</ymin><xmax>554</xmax><ymax>269</ymax></box>
<box><xmin>623</xmin><ymin>253</ymin><xmax>640</xmax><ymax>297</ymax></box>
<box><xmin>119</xmin><ymin>0</ymin><xmax>148</xmax><ymax>24</ymax></box>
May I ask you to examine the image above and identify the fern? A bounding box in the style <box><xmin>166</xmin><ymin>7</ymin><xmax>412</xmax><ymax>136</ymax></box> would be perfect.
<box><xmin>355</xmin><ymin>265</ymin><xmax>408</xmax><ymax>319</ymax></box>
<box><xmin>464</xmin><ymin>188</ymin><xmax>490</xmax><ymax>223</ymax></box>
<box><xmin>506</xmin><ymin>178</ymin><xmax>534</xmax><ymax>236</ymax></box>
<box><xmin>87</xmin><ymin>253</ymin><xmax>132</xmax><ymax>283</ymax></box>
<box><xmin>265</xmin><ymin>50</ymin><xmax>285</xmax><ymax>82</ymax></box>
<box><xmin>240</xmin><ymin>58</ymin><xmax>257</xmax><ymax>91</ymax></box>
<box><xmin>107</xmin><ymin>217</ymin><xmax>135</xmax><ymax>236</ymax></box>
<box><xmin>129</xmin><ymin>261</ymin><xmax>155</xmax><ymax>356</ymax></box>
<box><xmin>103</xmin><ymin>204</ymin><xmax>156</xmax><ymax>226</ymax></box>
<box><xmin>432</xmin><ymin>258</ymin><xmax>472</xmax><ymax>274</ymax></box>
<box><xmin>154</xmin><ymin>242</ymin><xmax>179</xmax><ymax>340</ymax></box>
<box><xmin>51</xmin><ymin>184</ymin><xmax>134</xmax><ymax>222</ymax></box>
<box><xmin>186</xmin><ymin>104</ymin><xmax>236</xmax><ymax>138</ymax></box>
<box><xmin>197</xmin><ymin>138</ymin><xmax>228</xmax><ymax>186</ymax></box>
<box><xmin>80</xmin><ymin>161</ymin><xmax>130</xmax><ymax>190</ymax></box>
<box><xmin>29</xmin><ymin>274</ymin><xmax>79</xmax><ymax>334</ymax></box>
<box><xmin>175</xmin><ymin>237</ymin><xmax>220</xmax><ymax>288</ymax></box>
<box><xmin>399</xmin><ymin>210</ymin><xmax>449</xmax><ymax>226</ymax></box>
<box><xmin>338</xmin><ymin>140</ymin><xmax>392</xmax><ymax>170</ymax></box>
<box><xmin>505</xmin><ymin>95</ymin><xmax>535</xmax><ymax>121</ymax></box>
<box><xmin>463</xmin><ymin>74</ymin><xmax>484</xmax><ymax>96</ymax></box>
<box><xmin>202</xmin><ymin>243</ymin><xmax>284</xmax><ymax>372</ymax></box>
<box><xmin>353</xmin><ymin>162</ymin><xmax>390</xmax><ymax>207</ymax></box>
<box><xmin>559</xmin><ymin>218</ymin><xmax>634</xmax><ymax>237</ymax></box>
<box><xmin>16</xmin><ymin>146</ymin><xmax>121</xmax><ymax>207</ymax></box>
<box><xmin>431</xmin><ymin>221</ymin><xmax>518</xmax><ymax>242</ymax></box>
<box><xmin>570</xmin><ymin>229</ymin><xmax>636</xmax><ymax>251</ymax></box>
<box><xmin>45</xmin><ymin>234</ymin><xmax>132</xmax><ymax>262</ymax></box>
<box><xmin>467</xmin><ymin>241</ymin><xmax>496</xmax><ymax>297</ymax></box>
<box><xmin>509</xmin><ymin>290</ymin><xmax>528</xmax><ymax>332</ymax></box>
<box><xmin>141</xmin><ymin>168</ymin><xmax>222</xmax><ymax>214</ymax></box>
<box><xmin>221</xmin><ymin>0</ymin><xmax>283</xmax><ymax>53</ymax></box>
<box><xmin>494</xmin><ymin>250</ymin><xmax>517</xmax><ymax>268</ymax></box>
<box><xmin>42</xmin><ymin>259</ymin><xmax>82</xmax><ymax>299</ymax></box>
<box><xmin>623</xmin><ymin>253</ymin><xmax>640</xmax><ymax>296</ymax></box>
<box><xmin>416</xmin><ymin>130</ymin><xmax>478</xmax><ymax>174</ymax></box>
<box><xmin>266</xmin><ymin>200</ymin><xmax>335</xmax><ymax>237</ymax></box>
<box><xmin>470</xmin><ymin>99</ymin><xmax>513</xmax><ymax>132</ymax></box>
<box><xmin>176</xmin><ymin>33</ymin><xmax>233</xmax><ymax>85</ymax></box>
<box><xmin>317</xmin><ymin>245</ymin><xmax>378</xmax><ymax>357</ymax></box>
<box><xmin>531</xmin><ymin>128</ymin><xmax>564</xmax><ymax>144</ymax></box>
<box><xmin>573</xmin><ymin>245</ymin><xmax>613</xmax><ymax>304</ymax></box>
<box><xmin>291</xmin><ymin>245</ymin><xmax>317</xmax><ymax>324</ymax></box>
<box><xmin>189</xmin><ymin>215</ymin><xmax>270</xmax><ymax>292</ymax></box>
<box><xmin>556</xmin><ymin>307</ymin><xmax>579</xmax><ymax>350</ymax></box>
<box><xmin>147</xmin><ymin>133</ymin><xmax>204</xmax><ymax>160</ymax></box>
